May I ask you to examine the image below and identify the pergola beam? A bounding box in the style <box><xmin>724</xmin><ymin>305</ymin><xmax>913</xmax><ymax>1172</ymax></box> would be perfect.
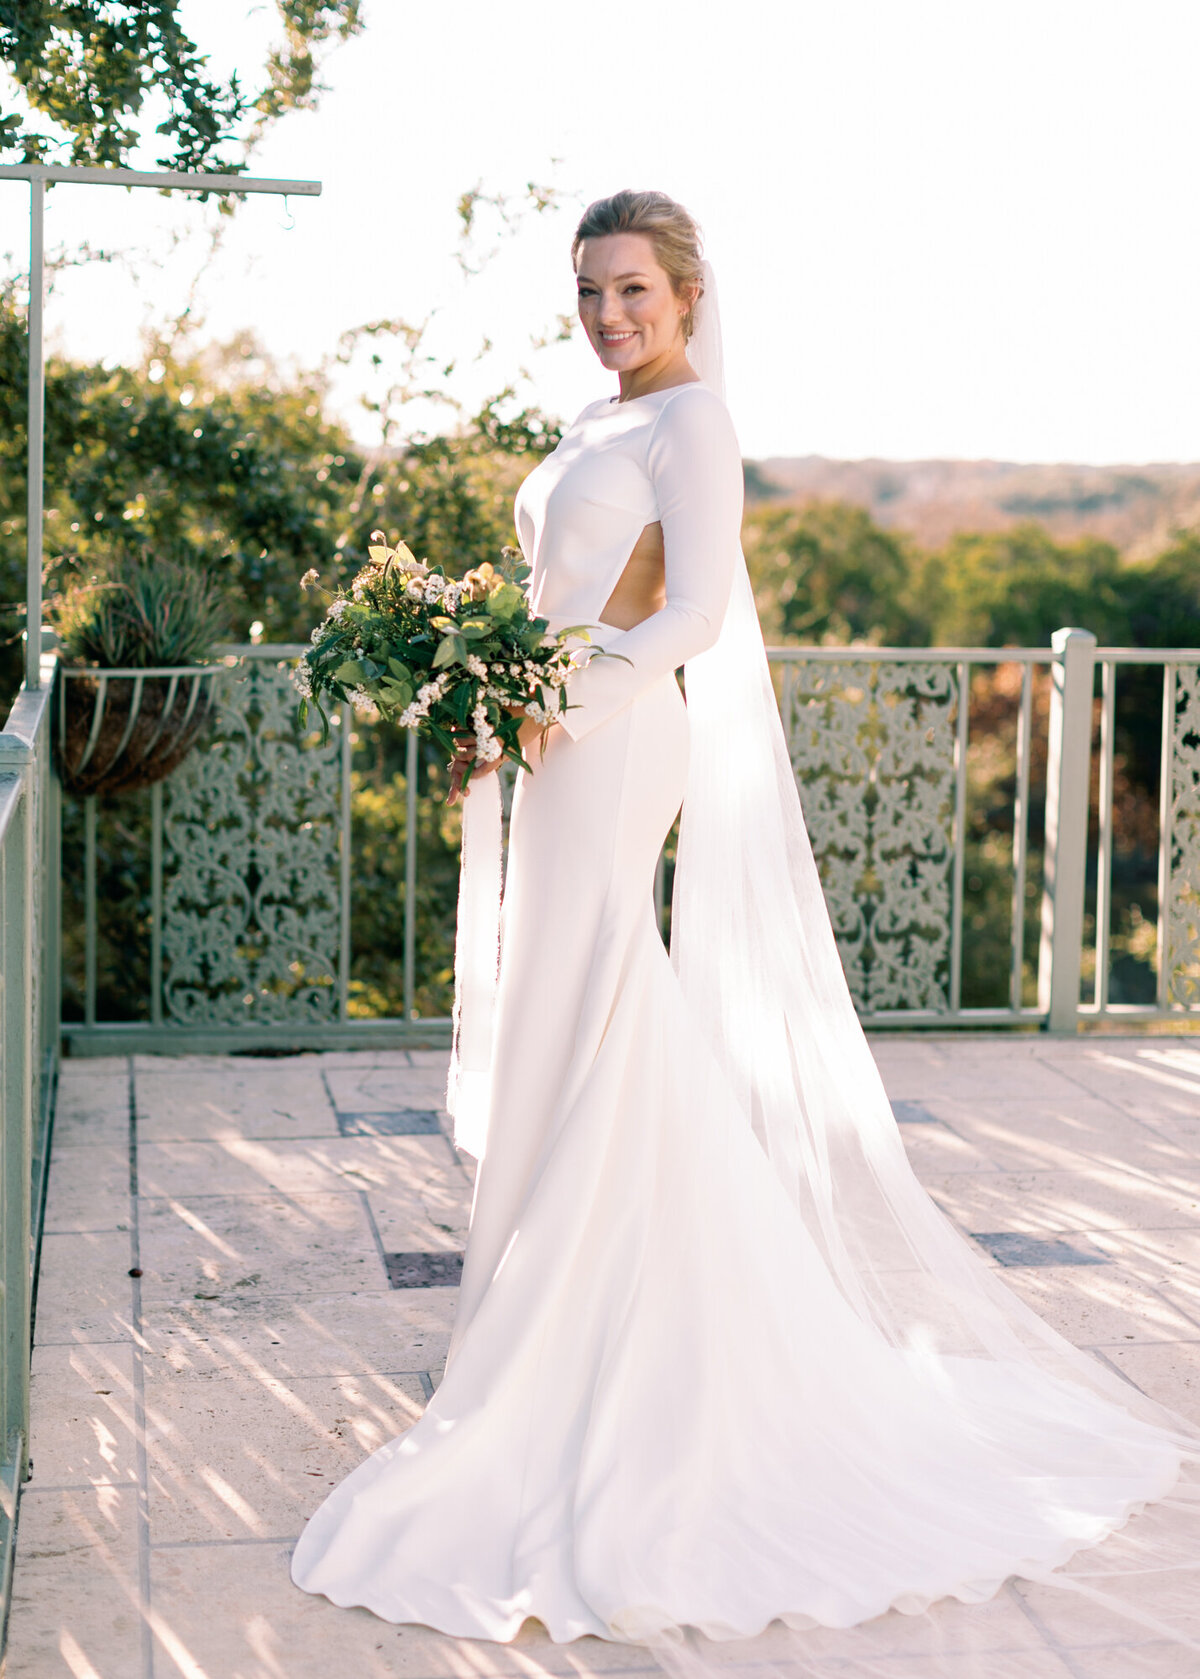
<box><xmin>0</xmin><ymin>163</ymin><xmax>321</xmax><ymax>195</ymax></box>
<box><xmin>5</xmin><ymin>163</ymin><xmax>322</xmax><ymax>689</ymax></box>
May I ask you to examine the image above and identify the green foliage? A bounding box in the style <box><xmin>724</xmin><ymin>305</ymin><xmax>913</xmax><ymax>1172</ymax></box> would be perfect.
<box><xmin>348</xmin><ymin>744</ymin><xmax>462</xmax><ymax>1021</ymax></box>
<box><xmin>52</xmin><ymin>552</ymin><xmax>227</xmax><ymax>667</ymax></box>
<box><xmin>911</xmin><ymin>525</ymin><xmax>1133</xmax><ymax>648</ymax></box>
<box><xmin>742</xmin><ymin>501</ymin><xmax>923</xmax><ymax>645</ymax></box>
<box><xmin>0</xmin><ymin>1</ymin><xmax>362</xmax><ymax>170</ymax></box>
<box><xmin>0</xmin><ymin>287</ymin><xmax>560</xmax><ymax>707</ymax></box>
<box><xmin>741</xmin><ymin>499</ymin><xmax>1200</xmax><ymax>653</ymax></box>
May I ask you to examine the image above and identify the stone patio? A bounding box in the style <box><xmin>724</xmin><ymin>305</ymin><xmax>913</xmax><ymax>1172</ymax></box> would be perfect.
<box><xmin>4</xmin><ymin>1035</ymin><xmax>1200</xmax><ymax>1678</ymax></box>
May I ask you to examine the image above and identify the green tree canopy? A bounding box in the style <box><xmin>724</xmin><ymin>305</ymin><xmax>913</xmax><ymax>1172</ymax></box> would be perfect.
<box><xmin>742</xmin><ymin>500</ymin><xmax>923</xmax><ymax>645</ymax></box>
<box><xmin>0</xmin><ymin>282</ymin><xmax>562</xmax><ymax>703</ymax></box>
<box><xmin>0</xmin><ymin>1</ymin><xmax>361</xmax><ymax>170</ymax></box>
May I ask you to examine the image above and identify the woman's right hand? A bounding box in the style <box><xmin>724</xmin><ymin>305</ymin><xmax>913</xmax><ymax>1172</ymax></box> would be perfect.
<box><xmin>445</xmin><ymin>715</ymin><xmax>554</xmax><ymax>807</ymax></box>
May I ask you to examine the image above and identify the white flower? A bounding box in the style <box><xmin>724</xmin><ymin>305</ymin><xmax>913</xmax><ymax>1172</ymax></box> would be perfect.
<box><xmin>407</xmin><ymin>578</ymin><xmax>426</xmax><ymax>601</ymax></box>
<box><xmin>348</xmin><ymin>687</ymin><xmax>380</xmax><ymax>718</ymax></box>
<box><xmin>300</xmin><ymin>568</ymin><xmax>319</xmax><ymax>591</ymax></box>
<box><xmin>329</xmin><ymin>599</ymin><xmax>347</xmax><ymax>621</ymax></box>
<box><xmin>292</xmin><ymin>663</ymin><xmax>313</xmax><ymax>698</ymax></box>
<box><xmin>443</xmin><ymin>584</ymin><xmax>461</xmax><ymax>612</ymax></box>
<box><xmin>466</xmin><ymin>654</ymin><xmax>488</xmax><ymax>680</ymax></box>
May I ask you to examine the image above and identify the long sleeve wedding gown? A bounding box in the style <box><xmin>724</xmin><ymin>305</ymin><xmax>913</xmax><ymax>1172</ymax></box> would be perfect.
<box><xmin>291</xmin><ymin>378</ymin><xmax>1198</xmax><ymax>1663</ymax></box>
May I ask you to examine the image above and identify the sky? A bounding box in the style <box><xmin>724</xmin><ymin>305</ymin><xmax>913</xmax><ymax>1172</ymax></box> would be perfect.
<box><xmin>3</xmin><ymin>0</ymin><xmax>1199</xmax><ymax>464</ymax></box>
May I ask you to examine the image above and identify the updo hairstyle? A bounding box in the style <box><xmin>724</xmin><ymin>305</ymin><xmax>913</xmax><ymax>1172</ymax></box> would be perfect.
<box><xmin>571</xmin><ymin>190</ymin><xmax>705</xmax><ymax>343</ymax></box>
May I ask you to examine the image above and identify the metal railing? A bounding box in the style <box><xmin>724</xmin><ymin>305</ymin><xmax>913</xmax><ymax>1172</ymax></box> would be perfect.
<box><xmin>0</xmin><ymin>651</ymin><xmax>60</xmax><ymax>1628</ymax></box>
<box><xmin>55</xmin><ymin>632</ymin><xmax>1200</xmax><ymax>1053</ymax></box>
<box><xmin>1088</xmin><ymin>645</ymin><xmax>1200</xmax><ymax>1021</ymax></box>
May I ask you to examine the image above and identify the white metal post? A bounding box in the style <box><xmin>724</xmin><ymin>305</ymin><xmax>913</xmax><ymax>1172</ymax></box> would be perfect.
<box><xmin>1037</xmin><ymin>627</ymin><xmax>1097</xmax><ymax>1031</ymax></box>
<box><xmin>25</xmin><ymin>179</ymin><xmax>44</xmax><ymax>692</ymax></box>
<box><xmin>0</xmin><ymin>163</ymin><xmax>321</xmax><ymax>706</ymax></box>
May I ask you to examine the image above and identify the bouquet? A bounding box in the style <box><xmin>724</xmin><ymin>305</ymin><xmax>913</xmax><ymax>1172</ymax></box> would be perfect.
<box><xmin>294</xmin><ymin>534</ymin><xmax>614</xmax><ymax>789</ymax></box>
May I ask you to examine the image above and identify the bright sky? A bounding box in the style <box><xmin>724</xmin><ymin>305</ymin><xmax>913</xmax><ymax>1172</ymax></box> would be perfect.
<box><xmin>4</xmin><ymin>0</ymin><xmax>1199</xmax><ymax>464</ymax></box>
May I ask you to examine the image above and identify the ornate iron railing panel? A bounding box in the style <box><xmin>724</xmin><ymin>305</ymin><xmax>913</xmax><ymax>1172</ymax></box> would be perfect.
<box><xmin>780</xmin><ymin>658</ymin><xmax>961</xmax><ymax>1015</ymax></box>
<box><xmin>1088</xmin><ymin>650</ymin><xmax>1200</xmax><ymax>1020</ymax></box>
<box><xmin>161</xmin><ymin>652</ymin><xmax>348</xmax><ymax>1027</ymax></box>
<box><xmin>1163</xmin><ymin>663</ymin><xmax>1200</xmax><ymax>1008</ymax></box>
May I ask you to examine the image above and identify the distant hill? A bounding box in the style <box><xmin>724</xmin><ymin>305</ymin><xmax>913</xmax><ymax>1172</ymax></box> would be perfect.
<box><xmin>745</xmin><ymin>457</ymin><xmax>1200</xmax><ymax>557</ymax></box>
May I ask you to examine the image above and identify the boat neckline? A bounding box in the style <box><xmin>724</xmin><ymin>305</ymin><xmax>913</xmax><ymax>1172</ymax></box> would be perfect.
<box><xmin>607</xmin><ymin>377</ymin><xmax>707</xmax><ymax>406</ymax></box>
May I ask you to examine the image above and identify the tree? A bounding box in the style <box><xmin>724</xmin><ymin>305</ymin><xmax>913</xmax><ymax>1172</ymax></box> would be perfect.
<box><xmin>0</xmin><ymin>1</ymin><xmax>361</xmax><ymax>171</ymax></box>
<box><xmin>742</xmin><ymin>500</ymin><xmax>923</xmax><ymax>646</ymax></box>
<box><xmin>913</xmin><ymin>524</ymin><xmax>1134</xmax><ymax>649</ymax></box>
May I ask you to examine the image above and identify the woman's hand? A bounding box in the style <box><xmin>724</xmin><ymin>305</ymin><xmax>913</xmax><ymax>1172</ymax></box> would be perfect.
<box><xmin>445</xmin><ymin>712</ymin><xmax>554</xmax><ymax>807</ymax></box>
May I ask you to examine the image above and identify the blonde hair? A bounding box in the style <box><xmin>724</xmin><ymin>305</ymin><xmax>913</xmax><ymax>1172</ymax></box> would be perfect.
<box><xmin>571</xmin><ymin>190</ymin><xmax>705</xmax><ymax>342</ymax></box>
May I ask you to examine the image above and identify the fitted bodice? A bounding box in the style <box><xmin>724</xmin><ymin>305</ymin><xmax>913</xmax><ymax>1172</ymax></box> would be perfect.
<box><xmin>515</xmin><ymin>392</ymin><xmax>671</xmax><ymax>632</ymax></box>
<box><xmin>511</xmin><ymin>380</ymin><xmax>745</xmax><ymax>743</ymax></box>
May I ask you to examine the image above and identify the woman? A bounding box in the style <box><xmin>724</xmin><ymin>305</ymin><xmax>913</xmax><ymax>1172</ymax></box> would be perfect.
<box><xmin>292</xmin><ymin>191</ymin><xmax>1199</xmax><ymax>1670</ymax></box>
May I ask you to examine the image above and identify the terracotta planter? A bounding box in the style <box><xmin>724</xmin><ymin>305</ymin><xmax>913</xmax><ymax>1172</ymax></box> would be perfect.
<box><xmin>57</xmin><ymin>666</ymin><xmax>223</xmax><ymax>796</ymax></box>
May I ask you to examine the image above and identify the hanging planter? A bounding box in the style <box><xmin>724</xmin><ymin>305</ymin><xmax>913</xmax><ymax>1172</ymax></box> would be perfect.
<box><xmin>49</xmin><ymin>555</ymin><xmax>231</xmax><ymax>798</ymax></box>
<box><xmin>57</xmin><ymin>663</ymin><xmax>224</xmax><ymax>796</ymax></box>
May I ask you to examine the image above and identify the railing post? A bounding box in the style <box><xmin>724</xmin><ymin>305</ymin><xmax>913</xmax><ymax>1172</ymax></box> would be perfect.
<box><xmin>1037</xmin><ymin>627</ymin><xmax>1097</xmax><ymax>1031</ymax></box>
<box><xmin>0</xmin><ymin>751</ymin><xmax>34</xmax><ymax>1478</ymax></box>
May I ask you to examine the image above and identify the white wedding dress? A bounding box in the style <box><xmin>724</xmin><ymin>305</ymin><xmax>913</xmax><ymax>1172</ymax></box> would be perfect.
<box><xmin>291</xmin><ymin>373</ymin><xmax>1200</xmax><ymax>1667</ymax></box>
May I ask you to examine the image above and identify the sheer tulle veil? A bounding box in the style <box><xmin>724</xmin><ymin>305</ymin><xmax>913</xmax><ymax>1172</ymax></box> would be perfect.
<box><xmin>659</xmin><ymin>256</ymin><xmax>1200</xmax><ymax>1678</ymax></box>
<box><xmin>449</xmin><ymin>253</ymin><xmax>1200</xmax><ymax>1677</ymax></box>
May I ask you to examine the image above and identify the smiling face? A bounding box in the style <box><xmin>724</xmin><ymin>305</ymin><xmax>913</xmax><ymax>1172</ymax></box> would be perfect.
<box><xmin>574</xmin><ymin>232</ymin><xmax>694</xmax><ymax>375</ymax></box>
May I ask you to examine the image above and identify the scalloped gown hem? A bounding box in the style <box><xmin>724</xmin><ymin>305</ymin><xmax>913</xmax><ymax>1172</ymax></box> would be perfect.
<box><xmin>289</xmin><ymin>673</ymin><xmax>1188</xmax><ymax>1648</ymax></box>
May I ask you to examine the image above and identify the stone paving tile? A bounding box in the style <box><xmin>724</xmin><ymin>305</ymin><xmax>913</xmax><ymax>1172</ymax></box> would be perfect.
<box><xmin>873</xmin><ymin>1049</ymin><xmax>1088</xmax><ymax>1103</ymax></box>
<box><xmin>897</xmin><ymin>1119</ymin><xmax>1000</xmax><ymax>1176</ymax></box>
<box><xmin>1038</xmin><ymin>1045</ymin><xmax>1200</xmax><ymax>1125</ymax></box>
<box><xmin>1014</xmin><ymin>1571</ymin><xmax>1200</xmax><ymax>1654</ymax></box>
<box><xmin>33</xmin><ymin>1229</ymin><xmax>136</xmax><ymax>1346</ymax></box>
<box><xmin>1064</xmin><ymin>1645</ymin><xmax>1200</xmax><ymax>1677</ymax></box>
<box><xmin>49</xmin><ymin>1068</ymin><xmax>130</xmax><ymax>1148</ymax></box>
<box><xmin>41</xmin><ymin>1141</ymin><xmax>130</xmax><ymax>1233</ymax></box>
<box><xmin>143</xmin><ymin>1369</ymin><xmax>426</xmax><ymax>1544</ymax></box>
<box><xmin>147</xmin><ymin>1542</ymin><xmax>657</xmax><ymax>1678</ymax></box>
<box><xmin>1099</xmin><ymin>1341</ymin><xmax>1200</xmax><ymax>1426</ymax></box>
<box><xmin>135</xmin><ymin>1063</ymin><xmax>338</xmax><ymax>1141</ymax></box>
<box><xmin>141</xmin><ymin>1287</ymin><xmax>456</xmax><ymax>1382</ymax></box>
<box><xmin>912</xmin><ymin>1094</ymin><xmax>1185</xmax><ymax>1174</ymax></box>
<box><xmin>325</xmin><ymin>1063</ymin><xmax>452</xmax><ymax>1115</ymax></box>
<box><xmin>3</xmin><ymin>1485</ymin><xmax>143</xmax><ymax>1678</ymax></box>
<box><xmin>998</xmin><ymin>1265</ymin><xmax>1200</xmax><ymax>1346</ymax></box>
<box><xmin>27</xmin><ymin>1341</ymin><xmax>140</xmax><ymax>1489</ymax></box>
<box><xmin>134</xmin><ymin>1052</ymin><xmax>326</xmax><ymax>1073</ymax></box>
<box><xmin>59</xmin><ymin>1054</ymin><xmax>131</xmax><ymax>1077</ymax></box>
<box><xmin>925</xmin><ymin>1165</ymin><xmax>1200</xmax><ymax>1238</ymax></box>
<box><xmin>319</xmin><ymin>1049</ymin><xmax>416</xmax><ymax>1069</ymax></box>
<box><xmin>137</xmin><ymin>1189</ymin><xmax>386</xmax><ymax>1304</ymax></box>
<box><xmin>134</xmin><ymin>1132</ymin><xmax>468</xmax><ymax>1252</ymax></box>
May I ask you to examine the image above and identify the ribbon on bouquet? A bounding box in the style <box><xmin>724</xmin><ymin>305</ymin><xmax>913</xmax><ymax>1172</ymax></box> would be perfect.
<box><xmin>445</xmin><ymin>769</ymin><xmax>503</xmax><ymax>1160</ymax></box>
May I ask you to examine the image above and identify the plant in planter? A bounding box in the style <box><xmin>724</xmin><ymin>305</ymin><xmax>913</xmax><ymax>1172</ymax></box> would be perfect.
<box><xmin>52</xmin><ymin>558</ymin><xmax>229</xmax><ymax>796</ymax></box>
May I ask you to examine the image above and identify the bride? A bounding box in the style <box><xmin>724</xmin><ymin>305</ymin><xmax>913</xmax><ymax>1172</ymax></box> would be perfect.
<box><xmin>291</xmin><ymin>190</ymin><xmax>1199</xmax><ymax>1670</ymax></box>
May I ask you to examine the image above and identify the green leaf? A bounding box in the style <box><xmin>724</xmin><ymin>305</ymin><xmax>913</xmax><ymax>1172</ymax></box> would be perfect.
<box><xmin>431</xmin><ymin>638</ymin><xmax>457</xmax><ymax>669</ymax></box>
<box><xmin>333</xmin><ymin>659</ymin><xmax>364</xmax><ymax>685</ymax></box>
